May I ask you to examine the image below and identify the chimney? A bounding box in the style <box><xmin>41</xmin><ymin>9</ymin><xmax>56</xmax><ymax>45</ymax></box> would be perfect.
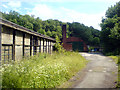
<box><xmin>62</xmin><ymin>25</ymin><xmax>66</xmax><ymax>44</ymax></box>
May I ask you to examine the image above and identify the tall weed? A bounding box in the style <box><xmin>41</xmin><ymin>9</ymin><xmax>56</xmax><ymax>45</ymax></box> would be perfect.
<box><xmin>2</xmin><ymin>52</ymin><xmax>87</xmax><ymax>88</ymax></box>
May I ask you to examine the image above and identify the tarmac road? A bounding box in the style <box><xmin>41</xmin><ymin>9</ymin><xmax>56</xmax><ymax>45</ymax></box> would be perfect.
<box><xmin>73</xmin><ymin>52</ymin><xmax>118</xmax><ymax>88</ymax></box>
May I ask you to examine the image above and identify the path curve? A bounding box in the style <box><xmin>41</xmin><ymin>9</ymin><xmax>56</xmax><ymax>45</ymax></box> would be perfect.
<box><xmin>73</xmin><ymin>52</ymin><xmax>118</xmax><ymax>88</ymax></box>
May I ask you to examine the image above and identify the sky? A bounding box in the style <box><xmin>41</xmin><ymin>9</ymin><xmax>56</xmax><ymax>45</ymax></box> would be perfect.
<box><xmin>0</xmin><ymin>0</ymin><xmax>119</xmax><ymax>30</ymax></box>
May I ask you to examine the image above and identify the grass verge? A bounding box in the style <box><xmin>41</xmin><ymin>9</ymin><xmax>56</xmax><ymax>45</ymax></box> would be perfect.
<box><xmin>118</xmin><ymin>56</ymin><xmax>120</xmax><ymax>88</ymax></box>
<box><xmin>1</xmin><ymin>51</ymin><xmax>87</xmax><ymax>88</ymax></box>
<box><xmin>109</xmin><ymin>56</ymin><xmax>120</xmax><ymax>88</ymax></box>
<box><xmin>109</xmin><ymin>56</ymin><xmax>119</xmax><ymax>64</ymax></box>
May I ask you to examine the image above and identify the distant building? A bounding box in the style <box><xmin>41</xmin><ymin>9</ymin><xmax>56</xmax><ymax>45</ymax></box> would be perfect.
<box><xmin>62</xmin><ymin>25</ymin><xmax>88</xmax><ymax>52</ymax></box>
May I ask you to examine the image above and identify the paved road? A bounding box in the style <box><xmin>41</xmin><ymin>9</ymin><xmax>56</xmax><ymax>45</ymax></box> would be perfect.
<box><xmin>73</xmin><ymin>52</ymin><xmax>118</xmax><ymax>88</ymax></box>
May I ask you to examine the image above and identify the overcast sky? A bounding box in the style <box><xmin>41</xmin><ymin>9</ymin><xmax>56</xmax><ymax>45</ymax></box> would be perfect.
<box><xmin>1</xmin><ymin>0</ymin><xmax>119</xmax><ymax>30</ymax></box>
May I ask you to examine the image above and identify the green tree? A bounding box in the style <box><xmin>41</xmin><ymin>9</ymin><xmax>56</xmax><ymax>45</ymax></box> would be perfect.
<box><xmin>100</xmin><ymin>1</ymin><xmax>120</xmax><ymax>55</ymax></box>
<box><xmin>1</xmin><ymin>10</ymin><xmax>100</xmax><ymax>48</ymax></box>
<box><xmin>67</xmin><ymin>22</ymin><xmax>100</xmax><ymax>46</ymax></box>
<box><xmin>46</xmin><ymin>30</ymin><xmax>52</xmax><ymax>37</ymax></box>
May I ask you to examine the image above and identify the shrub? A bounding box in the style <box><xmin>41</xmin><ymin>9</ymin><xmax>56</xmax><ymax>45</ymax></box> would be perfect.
<box><xmin>2</xmin><ymin>52</ymin><xmax>87</xmax><ymax>88</ymax></box>
<box><xmin>54</xmin><ymin>35</ymin><xmax>65</xmax><ymax>53</ymax></box>
<box><xmin>110</xmin><ymin>55</ymin><xmax>120</xmax><ymax>88</ymax></box>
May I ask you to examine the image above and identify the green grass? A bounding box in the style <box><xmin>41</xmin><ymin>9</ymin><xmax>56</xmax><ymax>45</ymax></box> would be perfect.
<box><xmin>118</xmin><ymin>63</ymin><xmax>120</xmax><ymax>88</ymax></box>
<box><xmin>118</xmin><ymin>56</ymin><xmax>120</xmax><ymax>88</ymax></box>
<box><xmin>109</xmin><ymin>56</ymin><xmax>119</xmax><ymax>64</ymax></box>
<box><xmin>109</xmin><ymin>56</ymin><xmax>120</xmax><ymax>88</ymax></box>
<box><xmin>1</xmin><ymin>51</ymin><xmax>87</xmax><ymax>88</ymax></box>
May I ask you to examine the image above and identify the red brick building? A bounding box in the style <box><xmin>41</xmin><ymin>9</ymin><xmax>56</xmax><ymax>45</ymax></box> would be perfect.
<box><xmin>62</xmin><ymin>25</ymin><xmax>88</xmax><ymax>52</ymax></box>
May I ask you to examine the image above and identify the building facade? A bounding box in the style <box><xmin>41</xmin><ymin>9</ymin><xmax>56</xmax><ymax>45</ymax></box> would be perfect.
<box><xmin>0</xmin><ymin>18</ymin><xmax>55</xmax><ymax>64</ymax></box>
<box><xmin>62</xmin><ymin>25</ymin><xmax>88</xmax><ymax>52</ymax></box>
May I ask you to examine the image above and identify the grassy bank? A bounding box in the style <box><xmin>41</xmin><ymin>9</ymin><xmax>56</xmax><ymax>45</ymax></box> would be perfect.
<box><xmin>109</xmin><ymin>56</ymin><xmax>119</xmax><ymax>64</ymax></box>
<box><xmin>109</xmin><ymin>56</ymin><xmax>120</xmax><ymax>88</ymax></box>
<box><xmin>1</xmin><ymin>51</ymin><xmax>87</xmax><ymax>88</ymax></box>
<box><xmin>117</xmin><ymin>56</ymin><xmax>120</xmax><ymax>88</ymax></box>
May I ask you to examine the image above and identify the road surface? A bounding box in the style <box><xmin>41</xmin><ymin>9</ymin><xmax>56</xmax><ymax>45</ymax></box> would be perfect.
<box><xmin>73</xmin><ymin>52</ymin><xmax>118</xmax><ymax>88</ymax></box>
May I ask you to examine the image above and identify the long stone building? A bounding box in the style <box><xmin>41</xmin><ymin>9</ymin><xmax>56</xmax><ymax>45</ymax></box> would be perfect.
<box><xmin>0</xmin><ymin>18</ymin><xmax>56</xmax><ymax>64</ymax></box>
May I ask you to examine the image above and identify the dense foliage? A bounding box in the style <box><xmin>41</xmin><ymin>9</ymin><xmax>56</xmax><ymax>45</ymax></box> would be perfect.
<box><xmin>68</xmin><ymin>23</ymin><xmax>100</xmax><ymax>46</ymax></box>
<box><xmin>100</xmin><ymin>1</ymin><xmax>120</xmax><ymax>55</ymax></box>
<box><xmin>0</xmin><ymin>11</ymin><xmax>100</xmax><ymax>46</ymax></box>
<box><xmin>2</xmin><ymin>52</ymin><xmax>87</xmax><ymax>88</ymax></box>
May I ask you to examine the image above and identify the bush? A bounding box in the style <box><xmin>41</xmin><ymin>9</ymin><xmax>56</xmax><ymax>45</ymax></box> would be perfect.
<box><xmin>109</xmin><ymin>56</ymin><xmax>119</xmax><ymax>64</ymax></box>
<box><xmin>118</xmin><ymin>56</ymin><xmax>120</xmax><ymax>64</ymax></box>
<box><xmin>2</xmin><ymin>52</ymin><xmax>87</xmax><ymax>88</ymax></box>
<box><xmin>54</xmin><ymin>35</ymin><xmax>65</xmax><ymax>53</ymax></box>
<box><xmin>110</xmin><ymin>55</ymin><xmax>120</xmax><ymax>88</ymax></box>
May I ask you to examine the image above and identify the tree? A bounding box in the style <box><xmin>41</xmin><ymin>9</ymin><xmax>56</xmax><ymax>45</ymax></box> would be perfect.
<box><xmin>109</xmin><ymin>17</ymin><xmax>120</xmax><ymax>39</ymax></box>
<box><xmin>1</xmin><ymin>10</ymin><xmax>100</xmax><ymax>48</ymax></box>
<box><xmin>46</xmin><ymin>30</ymin><xmax>52</xmax><ymax>37</ymax></box>
<box><xmin>100</xmin><ymin>1</ymin><xmax>120</xmax><ymax>55</ymax></box>
<box><xmin>67</xmin><ymin>22</ymin><xmax>100</xmax><ymax>46</ymax></box>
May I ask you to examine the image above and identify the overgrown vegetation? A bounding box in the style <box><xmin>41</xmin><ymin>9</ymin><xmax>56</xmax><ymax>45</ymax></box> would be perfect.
<box><xmin>101</xmin><ymin>2</ymin><xmax>120</xmax><ymax>87</ymax></box>
<box><xmin>100</xmin><ymin>1</ymin><xmax>120</xmax><ymax>55</ymax></box>
<box><xmin>0</xmin><ymin>11</ymin><xmax>100</xmax><ymax>46</ymax></box>
<box><xmin>118</xmin><ymin>56</ymin><xmax>120</xmax><ymax>88</ymax></box>
<box><xmin>1</xmin><ymin>51</ymin><xmax>87</xmax><ymax>88</ymax></box>
<box><xmin>117</xmin><ymin>56</ymin><xmax>120</xmax><ymax>88</ymax></box>
<box><xmin>109</xmin><ymin>56</ymin><xmax>119</xmax><ymax>64</ymax></box>
<box><xmin>54</xmin><ymin>35</ymin><xmax>64</xmax><ymax>53</ymax></box>
<box><xmin>109</xmin><ymin>56</ymin><xmax>120</xmax><ymax>88</ymax></box>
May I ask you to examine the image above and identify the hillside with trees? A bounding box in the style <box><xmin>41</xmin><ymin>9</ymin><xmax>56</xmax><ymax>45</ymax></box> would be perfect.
<box><xmin>100</xmin><ymin>1</ymin><xmax>120</xmax><ymax>55</ymax></box>
<box><xmin>0</xmin><ymin>11</ymin><xmax>100</xmax><ymax>46</ymax></box>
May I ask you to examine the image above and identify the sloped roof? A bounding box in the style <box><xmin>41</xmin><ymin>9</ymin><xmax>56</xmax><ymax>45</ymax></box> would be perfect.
<box><xmin>0</xmin><ymin>18</ymin><xmax>55</xmax><ymax>41</ymax></box>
